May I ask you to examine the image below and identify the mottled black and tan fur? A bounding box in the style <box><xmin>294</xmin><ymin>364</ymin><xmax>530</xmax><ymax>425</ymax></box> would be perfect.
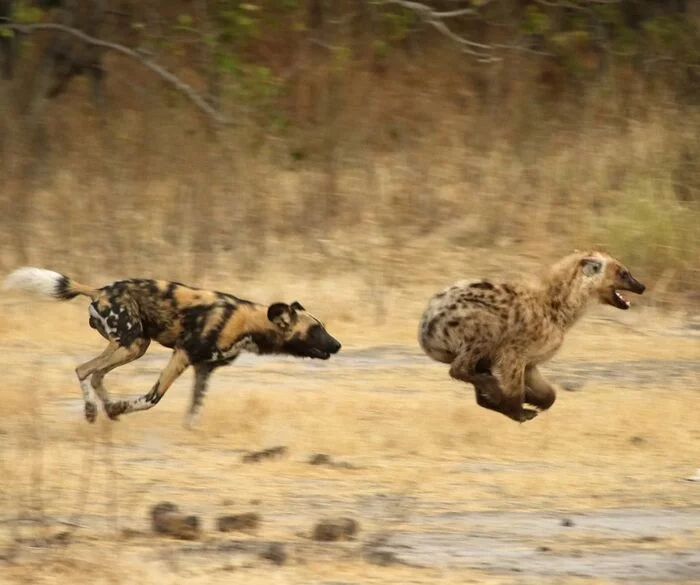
<box><xmin>418</xmin><ymin>251</ymin><xmax>645</xmax><ymax>423</ymax></box>
<box><xmin>2</xmin><ymin>267</ymin><xmax>341</xmax><ymax>427</ymax></box>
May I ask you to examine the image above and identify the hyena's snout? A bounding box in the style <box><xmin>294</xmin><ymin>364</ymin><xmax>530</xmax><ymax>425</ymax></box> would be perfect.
<box><xmin>624</xmin><ymin>274</ymin><xmax>646</xmax><ymax>295</ymax></box>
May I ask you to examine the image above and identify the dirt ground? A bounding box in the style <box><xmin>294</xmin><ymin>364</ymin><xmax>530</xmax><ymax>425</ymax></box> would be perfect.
<box><xmin>0</xmin><ymin>292</ymin><xmax>699</xmax><ymax>585</ymax></box>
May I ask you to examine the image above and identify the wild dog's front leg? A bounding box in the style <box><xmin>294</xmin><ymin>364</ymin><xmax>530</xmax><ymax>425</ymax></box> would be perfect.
<box><xmin>524</xmin><ymin>365</ymin><xmax>557</xmax><ymax>412</ymax></box>
<box><xmin>495</xmin><ymin>351</ymin><xmax>538</xmax><ymax>423</ymax></box>
<box><xmin>183</xmin><ymin>362</ymin><xmax>218</xmax><ymax>429</ymax></box>
<box><xmin>105</xmin><ymin>349</ymin><xmax>190</xmax><ymax>420</ymax></box>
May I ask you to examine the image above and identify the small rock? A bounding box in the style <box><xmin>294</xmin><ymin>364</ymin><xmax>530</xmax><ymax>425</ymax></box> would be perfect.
<box><xmin>242</xmin><ymin>446</ymin><xmax>288</xmax><ymax>463</ymax></box>
<box><xmin>309</xmin><ymin>453</ymin><xmax>332</xmax><ymax>466</ymax></box>
<box><xmin>260</xmin><ymin>543</ymin><xmax>286</xmax><ymax>566</ymax></box>
<box><xmin>365</xmin><ymin>550</ymin><xmax>400</xmax><ymax>566</ymax></box>
<box><xmin>682</xmin><ymin>469</ymin><xmax>700</xmax><ymax>482</ymax></box>
<box><xmin>308</xmin><ymin>453</ymin><xmax>356</xmax><ymax>469</ymax></box>
<box><xmin>560</xmin><ymin>518</ymin><xmax>575</xmax><ymax>527</ymax></box>
<box><xmin>150</xmin><ymin>502</ymin><xmax>200</xmax><ymax>540</ymax></box>
<box><xmin>630</xmin><ymin>435</ymin><xmax>646</xmax><ymax>446</ymax></box>
<box><xmin>217</xmin><ymin>512</ymin><xmax>261</xmax><ymax>532</ymax></box>
<box><xmin>561</xmin><ymin>380</ymin><xmax>585</xmax><ymax>392</ymax></box>
<box><xmin>639</xmin><ymin>535</ymin><xmax>661</xmax><ymax>543</ymax></box>
<box><xmin>537</xmin><ymin>545</ymin><xmax>552</xmax><ymax>552</ymax></box>
<box><xmin>312</xmin><ymin>517</ymin><xmax>359</xmax><ymax>542</ymax></box>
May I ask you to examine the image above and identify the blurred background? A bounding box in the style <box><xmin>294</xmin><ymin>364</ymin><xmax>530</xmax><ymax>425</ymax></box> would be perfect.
<box><xmin>1</xmin><ymin>4</ymin><xmax>700</xmax><ymax>584</ymax></box>
<box><xmin>1</xmin><ymin>0</ymin><xmax>699</xmax><ymax>318</ymax></box>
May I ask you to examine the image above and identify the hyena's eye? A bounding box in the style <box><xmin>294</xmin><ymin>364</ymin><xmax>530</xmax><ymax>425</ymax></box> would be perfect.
<box><xmin>619</xmin><ymin>269</ymin><xmax>629</xmax><ymax>279</ymax></box>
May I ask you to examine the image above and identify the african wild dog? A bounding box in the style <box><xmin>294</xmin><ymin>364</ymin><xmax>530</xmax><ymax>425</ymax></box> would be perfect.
<box><xmin>2</xmin><ymin>267</ymin><xmax>341</xmax><ymax>427</ymax></box>
<box><xmin>418</xmin><ymin>251</ymin><xmax>645</xmax><ymax>423</ymax></box>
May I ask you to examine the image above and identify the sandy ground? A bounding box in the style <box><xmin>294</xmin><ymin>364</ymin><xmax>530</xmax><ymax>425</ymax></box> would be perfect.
<box><xmin>0</xmin><ymin>296</ymin><xmax>699</xmax><ymax>585</ymax></box>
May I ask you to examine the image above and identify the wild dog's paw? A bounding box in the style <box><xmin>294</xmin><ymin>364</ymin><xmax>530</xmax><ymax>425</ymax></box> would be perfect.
<box><xmin>105</xmin><ymin>401</ymin><xmax>126</xmax><ymax>421</ymax></box>
<box><xmin>84</xmin><ymin>402</ymin><xmax>98</xmax><ymax>423</ymax></box>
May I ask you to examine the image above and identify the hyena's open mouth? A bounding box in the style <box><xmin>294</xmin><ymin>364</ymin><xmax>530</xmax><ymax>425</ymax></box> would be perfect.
<box><xmin>608</xmin><ymin>281</ymin><xmax>645</xmax><ymax>310</ymax></box>
<box><xmin>611</xmin><ymin>289</ymin><xmax>631</xmax><ymax>310</ymax></box>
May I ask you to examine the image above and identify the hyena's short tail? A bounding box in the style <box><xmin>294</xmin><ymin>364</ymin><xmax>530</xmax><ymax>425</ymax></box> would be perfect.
<box><xmin>1</xmin><ymin>267</ymin><xmax>100</xmax><ymax>301</ymax></box>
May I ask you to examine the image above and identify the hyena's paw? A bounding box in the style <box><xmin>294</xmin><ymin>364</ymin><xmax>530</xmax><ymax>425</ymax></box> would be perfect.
<box><xmin>84</xmin><ymin>402</ymin><xmax>98</xmax><ymax>423</ymax></box>
<box><xmin>518</xmin><ymin>408</ymin><xmax>539</xmax><ymax>423</ymax></box>
<box><xmin>104</xmin><ymin>401</ymin><xmax>126</xmax><ymax>421</ymax></box>
<box><xmin>470</xmin><ymin>373</ymin><xmax>502</xmax><ymax>403</ymax></box>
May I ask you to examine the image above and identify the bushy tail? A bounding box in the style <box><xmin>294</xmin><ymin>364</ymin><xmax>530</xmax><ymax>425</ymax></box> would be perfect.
<box><xmin>1</xmin><ymin>267</ymin><xmax>99</xmax><ymax>301</ymax></box>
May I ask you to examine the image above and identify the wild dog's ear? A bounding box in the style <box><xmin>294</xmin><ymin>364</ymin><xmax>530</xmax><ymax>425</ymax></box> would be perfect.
<box><xmin>268</xmin><ymin>302</ymin><xmax>293</xmax><ymax>329</ymax></box>
<box><xmin>580</xmin><ymin>257</ymin><xmax>604</xmax><ymax>277</ymax></box>
<box><xmin>290</xmin><ymin>301</ymin><xmax>305</xmax><ymax>312</ymax></box>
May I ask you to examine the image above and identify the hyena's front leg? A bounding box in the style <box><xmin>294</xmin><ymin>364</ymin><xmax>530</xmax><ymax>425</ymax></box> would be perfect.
<box><xmin>105</xmin><ymin>348</ymin><xmax>190</xmax><ymax>420</ymax></box>
<box><xmin>494</xmin><ymin>350</ymin><xmax>538</xmax><ymax>423</ymax></box>
<box><xmin>524</xmin><ymin>365</ymin><xmax>557</xmax><ymax>412</ymax></box>
<box><xmin>183</xmin><ymin>362</ymin><xmax>218</xmax><ymax>430</ymax></box>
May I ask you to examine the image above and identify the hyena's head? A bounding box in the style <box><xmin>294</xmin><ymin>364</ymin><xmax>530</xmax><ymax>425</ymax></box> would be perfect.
<box><xmin>579</xmin><ymin>251</ymin><xmax>646</xmax><ymax>310</ymax></box>
<box><xmin>267</xmin><ymin>301</ymin><xmax>341</xmax><ymax>359</ymax></box>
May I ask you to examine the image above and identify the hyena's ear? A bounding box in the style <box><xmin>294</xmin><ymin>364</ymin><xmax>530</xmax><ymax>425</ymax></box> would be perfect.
<box><xmin>268</xmin><ymin>302</ymin><xmax>293</xmax><ymax>329</ymax></box>
<box><xmin>580</xmin><ymin>257</ymin><xmax>604</xmax><ymax>277</ymax></box>
<box><xmin>290</xmin><ymin>301</ymin><xmax>305</xmax><ymax>312</ymax></box>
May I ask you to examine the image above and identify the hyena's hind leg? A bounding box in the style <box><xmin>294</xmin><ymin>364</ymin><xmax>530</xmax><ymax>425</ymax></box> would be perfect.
<box><xmin>183</xmin><ymin>362</ymin><xmax>222</xmax><ymax>430</ymax></box>
<box><xmin>75</xmin><ymin>339</ymin><xmax>149</xmax><ymax>423</ymax></box>
<box><xmin>450</xmin><ymin>351</ymin><xmax>501</xmax><ymax>405</ymax></box>
<box><xmin>524</xmin><ymin>365</ymin><xmax>557</xmax><ymax>412</ymax></box>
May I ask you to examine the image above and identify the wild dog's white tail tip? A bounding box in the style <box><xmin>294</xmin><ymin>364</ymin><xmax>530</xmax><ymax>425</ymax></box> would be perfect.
<box><xmin>1</xmin><ymin>266</ymin><xmax>97</xmax><ymax>300</ymax></box>
<box><xmin>2</xmin><ymin>267</ymin><xmax>66</xmax><ymax>298</ymax></box>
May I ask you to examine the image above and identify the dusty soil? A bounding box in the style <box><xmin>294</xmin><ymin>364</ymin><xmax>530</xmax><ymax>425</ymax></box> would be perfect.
<box><xmin>0</xmin><ymin>300</ymin><xmax>699</xmax><ymax>585</ymax></box>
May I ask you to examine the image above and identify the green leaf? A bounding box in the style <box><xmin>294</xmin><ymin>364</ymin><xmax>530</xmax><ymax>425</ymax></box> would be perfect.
<box><xmin>522</xmin><ymin>6</ymin><xmax>549</xmax><ymax>36</ymax></box>
<box><xmin>177</xmin><ymin>14</ymin><xmax>193</xmax><ymax>27</ymax></box>
<box><xmin>14</xmin><ymin>3</ymin><xmax>43</xmax><ymax>24</ymax></box>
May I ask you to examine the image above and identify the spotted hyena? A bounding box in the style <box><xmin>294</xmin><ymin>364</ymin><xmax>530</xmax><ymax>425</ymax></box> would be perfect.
<box><xmin>2</xmin><ymin>267</ymin><xmax>341</xmax><ymax>427</ymax></box>
<box><xmin>418</xmin><ymin>251</ymin><xmax>645</xmax><ymax>423</ymax></box>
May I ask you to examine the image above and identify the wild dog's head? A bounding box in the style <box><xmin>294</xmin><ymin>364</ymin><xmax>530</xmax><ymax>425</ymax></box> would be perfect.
<box><xmin>579</xmin><ymin>251</ymin><xmax>646</xmax><ymax>310</ymax></box>
<box><xmin>267</xmin><ymin>301</ymin><xmax>341</xmax><ymax>359</ymax></box>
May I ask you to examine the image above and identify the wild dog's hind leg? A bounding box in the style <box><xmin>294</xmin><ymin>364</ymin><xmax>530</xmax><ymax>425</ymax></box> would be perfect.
<box><xmin>91</xmin><ymin>339</ymin><xmax>150</xmax><ymax>405</ymax></box>
<box><xmin>524</xmin><ymin>365</ymin><xmax>557</xmax><ymax>411</ymax></box>
<box><xmin>75</xmin><ymin>339</ymin><xmax>148</xmax><ymax>423</ymax></box>
<box><xmin>105</xmin><ymin>348</ymin><xmax>190</xmax><ymax>420</ymax></box>
<box><xmin>183</xmin><ymin>362</ymin><xmax>219</xmax><ymax>430</ymax></box>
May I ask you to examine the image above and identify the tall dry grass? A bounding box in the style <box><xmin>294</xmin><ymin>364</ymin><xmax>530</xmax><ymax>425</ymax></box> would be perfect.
<box><xmin>0</xmin><ymin>41</ymin><xmax>699</xmax><ymax>313</ymax></box>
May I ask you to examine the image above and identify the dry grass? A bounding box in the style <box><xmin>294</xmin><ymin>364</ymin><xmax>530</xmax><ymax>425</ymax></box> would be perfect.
<box><xmin>1</xmin><ymin>46</ymin><xmax>700</xmax><ymax>306</ymax></box>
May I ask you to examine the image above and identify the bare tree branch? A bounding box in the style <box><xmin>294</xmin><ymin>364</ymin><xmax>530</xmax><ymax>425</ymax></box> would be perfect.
<box><xmin>376</xmin><ymin>0</ymin><xmax>499</xmax><ymax>62</ymax></box>
<box><xmin>1</xmin><ymin>20</ymin><xmax>227</xmax><ymax>127</ymax></box>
